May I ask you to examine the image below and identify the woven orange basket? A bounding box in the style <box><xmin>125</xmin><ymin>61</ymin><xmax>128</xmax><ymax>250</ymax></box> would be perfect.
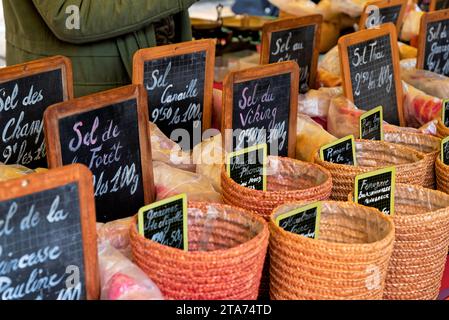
<box><xmin>436</xmin><ymin>119</ymin><xmax>449</xmax><ymax>139</ymax></box>
<box><xmin>384</xmin><ymin>131</ymin><xmax>441</xmax><ymax>189</ymax></box>
<box><xmin>436</xmin><ymin>157</ymin><xmax>449</xmax><ymax>194</ymax></box>
<box><xmin>349</xmin><ymin>184</ymin><xmax>449</xmax><ymax>300</ymax></box>
<box><xmin>314</xmin><ymin>140</ymin><xmax>426</xmax><ymax>201</ymax></box>
<box><xmin>221</xmin><ymin>156</ymin><xmax>333</xmax><ymax>221</ymax></box>
<box><xmin>269</xmin><ymin>201</ymin><xmax>395</xmax><ymax>300</ymax></box>
<box><xmin>130</xmin><ymin>201</ymin><xmax>269</xmax><ymax>300</ymax></box>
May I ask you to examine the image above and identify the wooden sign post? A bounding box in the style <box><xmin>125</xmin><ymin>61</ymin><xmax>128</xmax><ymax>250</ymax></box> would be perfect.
<box><xmin>417</xmin><ymin>9</ymin><xmax>449</xmax><ymax>77</ymax></box>
<box><xmin>0</xmin><ymin>56</ymin><xmax>73</xmax><ymax>169</ymax></box>
<box><xmin>260</xmin><ymin>15</ymin><xmax>322</xmax><ymax>93</ymax></box>
<box><xmin>430</xmin><ymin>0</ymin><xmax>449</xmax><ymax>11</ymax></box>
<box><xmin>359</xmin><ymin>0</ymin><xmax>407</xmax><ymax>32</ymax></box>
<box><xmin>222</xmin><ymin>61</ymin><xmax>299</xmax><ymax>158</ymax></box>
<box><xmin>0</xmin><ymin>164</ymin><xmax>98</xmax><ymax>300</ymax></box>
<box><xmin>339</xmin><ymin>23</ymin><xmax>404</xmax><ymax>126</ymax></box>
<box><xmin>44</xmin><ymin>85</ymin><xmax>155</xmax><ymax>223</ymax></box>
<box><xmin>133</xmin><ymin>39</ymin><xmax>215</xmax><ymax>150</ymax></box>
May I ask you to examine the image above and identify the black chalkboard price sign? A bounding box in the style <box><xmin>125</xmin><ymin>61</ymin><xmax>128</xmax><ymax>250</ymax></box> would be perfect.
<box><xmin>227</xmin><ymin>143</ymin><xmax>267</xmax><ymax>191</ymax></box>
<box><xmin>417</xmin><ymin>9</ymin><xmax>449</xmax><ymax>77</ymax></box>
<box><xmin>442</xmin><ymin>99</ymin><xmax>449</xmax><ymax>127</ymax></box>
<box><xmin>0</xmin><ymin>56</ymin><xmax>73</xmax><ymax>169</ymax></box>
<box><xmin>275</xmin><ymin>202</ymin><xmax>322</xmax><ymax>239</ymax></box>
<box><xmin>339</xmin><ymin>23</ymin><xmax>404</xmax><ymax>126</ymax></box>
<box><xmin>261</xmin><ymin>15</ymin><xmax>322</xmax><ymax>94</ymax></box>
<box><xmin>133</xmin><ymin>40</ymin><xmax>215</xmax><ymax>150</ymax></box>
<box><xmin>359</xmin><ymin>0</ymin><xmax>407</xmax><ymax>32</ymax></box>
<box><xmin>430</xmin><ymin>0</ymin><xmax>449</xmax><ymax>11</ymax></box>
<box><xmin>355</xmin><ymin>167</ymin><xmax>396</xmax><ymax>216</ymax></box>
<box><xmin>138</xmin><ymin>194</ymin><xmax>188</xmax><ymax>251</ymax></box>
<box><xmin>320</xmin><ymin>135</ymin><xmax>357</xmax><ymax>165</ymax></box>
<box><xmin>222</xmin><ymin>61</ymin><xmax>299</xmax><ymax>158</ymax></box>
<box><xmin>441</xmin><ymin>136</ymin><xmax>449</xmax><ymax>164</ymax></box>
<box><xmin>360</xmin><ymin>106</ymin><xmax>384</xmax><ymax>140</ymax></box>
<box><xmin>0</xmin><ymin>164</ymin><xmax>98</xmax><ymax>300</ymax></box>
<box><xmin>44</xmin><ymin>85</ymin><xmax>155</xmax><ymax>223</ymax></box>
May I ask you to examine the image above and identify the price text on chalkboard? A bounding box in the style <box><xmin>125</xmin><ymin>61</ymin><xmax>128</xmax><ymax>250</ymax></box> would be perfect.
<box><xmin>44</xmin><ymin>85</ymin><xmax>154</xmax><ymax>223</ymax></box>
<box><xmin>227</xmin><ymin>144</ymin><xmax>267</xmax><ymax>191</ymax></box>
<box><xmin>133</xmin><ymin>40</ymin><xmax>215</xmax><ymax>150</ymax></box>
<box><xmin>355</xmin><ymin>167</ymin><xmax>396</xmax><ymax>216</ymax></box>
<box><xmin>138</xmin><ymin>194</ymin><xmax>188</xmax><ymax>251</ymax></box>
<box><xmin>320</xmin><ymin>135</ymin><xmax>357</xmax><ymax>165</ymax></box>
<box><xmin>441</xmin><ymin>136</ymin><xmax>449</xmax><ymax>164</ymax></box>
<box><xmin>442</xmin><ymin>99</ymin><xmax>449</xmax><ymax>127</ymax></box>
<box><xmin>261</xmin><ymin>15</ymin><xmax>322</xmax><ymax>94</ymax></box>
<box><xmin>360</xmin><ymin>106</ymin><xmax>384</xmax><ymax>140</ymax></box>
<box><xmin>0</xmin><ymin>165</ymin><xmax>98</xmax><ymax>300</ymax></box>
<box><xmin>276</xmin><ymin>202</ymin><xmax>322</xmax><ymax>239</ymax></box>
<box><xmin>360</xmin><ymin>0</ymin><xmax>406</xmax><ymax>31</ymax></box>
<box><xmin>418</xmin><ymin>10</ymin><xmax>449</xmax><ymax>77</ymax></box>
<box><xmin>432</xmin><ymin>0</ymin><xmax>449</xmax><ymax>11</ymax></box>
<box><xmin>0</xmin><ymin>57</ymin><xmax>72</xmax><ymax>168</ymax></box>
<box><xmin>339</xmin><ymin>24</ymin><xmax>404</xmax><ymax>126</ymax></box>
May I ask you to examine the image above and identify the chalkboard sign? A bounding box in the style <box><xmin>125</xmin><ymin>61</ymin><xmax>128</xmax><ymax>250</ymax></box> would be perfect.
<box><xmin>44</xmin><ymin>85</ymin><xmax>155</xmax><ymax>223</ymax></box>
<box><xmin>320</xmin><ymin>135</ymin><xmax>357</xmax><ymax>165</ymax></box>
<box><xmin>133</xmin><ymin>40</ymin><xmax>215</xmax><ymax>150</ymax></box>
<box><xmin>0</xmin><ymin>164</ymin><xmax>98</xmax><ymax>300</ymax></box>
<box><xmin>222</xmin><ymin>61</ymin><xmax>299</xmax><ymax>158</ymax></box>
<box><xmin>339</xmin><ymin>24</ymin><xmax>404</xmax><ymax>126</ymax></box>
<box><xmin>275</xmin><ymin>202</ymin><xmax>322</xmax><ymax>239</ymax></box>
<box><xmin>0</xmin><ymin>56</ymin><xmax>73</xmax><ymax>169</ymax></box>
<box><xmin>138</xmin><ymin>194</ymin><xmax>188</xmax><ymax>251</ymax></box>
<box><xmin>360</xmin><ymin>106</ymin><xmax>384</xmax><ymax>140</ymax></box>
<box><xmin>419</xmin><ymin>0</ymin><xmax>431</xmax><ymax>11</ymax></box>
<box><xmin>441</xmin><ymin>136</ymin><xmax>449</xmax><ymax>164</ymax></box>
<box><xmin>442</xmin><ymin>99</ymin><xmax>449</xmax><ymax>127</ymax></box>
<box><xmin>260</xmin><ymin>15</ymin><xmax>322</xmax><ymax>94</ymax></box>
<box><xmin>431</xmin><ymin>0</ymin><xmax>449</xmax><ymax>11</ymax></box>
<box><xmin>359</xmin><ymin>0</ymin><xmax>407</xmax><ymax>32</ymax></box>
<box><xmin>417</xmin><ymin>9</ymin><xmax>449</xmax><ymax>77</ymax></box>
<box><xmin>355</xmin><ymin>167</ymin><xmax>396</xmax><ymax>216</ymax></box>
<box><xmin>227</xmin><ymin>144</ymin><xmax>267</xmax><ymax>191</ymax></box>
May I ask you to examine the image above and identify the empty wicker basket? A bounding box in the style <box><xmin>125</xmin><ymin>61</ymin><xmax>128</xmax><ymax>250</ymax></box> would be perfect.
<box><xmin>314</xmin><ymin>140</ymin><xmax>426</xmax><ymax>201</ymax></box>
<box><xmin>269</xmin><ymin>201</ymin><xmax>395</xmax><ymax>300</ymax></box>
<box><xmin>384</xmin><ymin>131</ymin><xmax>441</xmax><ymax>189</ymax></box>
<box><xmin>130</xmin><ymin>201</ymin><xmax>269</xmax><ymax>300</ymax></box>
<box><xmin>383</xmin><ymin>184</ymin><xmax>449</xmax><ymax>300</ymax></box>
<box><xmin>221</xmin><ymin>156</ymin><xmax>333</xmax><ymax>220</ymax></box>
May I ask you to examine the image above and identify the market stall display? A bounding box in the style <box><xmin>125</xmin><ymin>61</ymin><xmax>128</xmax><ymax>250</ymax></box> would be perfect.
<box><xmin>269</xmin><ymin>201</ymin><xmax>395</xmax><ymax>300</ymax></box>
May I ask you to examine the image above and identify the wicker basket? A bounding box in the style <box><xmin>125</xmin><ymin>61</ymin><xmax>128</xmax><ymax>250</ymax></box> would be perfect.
<box><xmin>349</xmin><ymin>184</ymin><xmax>449</xmax><ymax>300</ymax></box>
<box><xmin>437</xmin><ymin>119</ymin><xmax>449</xmax><ymax>139</ymax></box>
<box><xmin>269</xmin><ymin>201</ymin><xmax>395</xmax><ymax>300</ymax></box>
<box><xmin>130</xmin><ymin>201</ymin><xmax>269</xmax><ymax>300</ymax></box>
<box><xmin>221</xmin><ymin>156</ymin><xmax>333</xmax><ymax>220</ymax></box>
<box><xmin>314</xmin><ymin>140</ymin><xmax>426</xmax><ymax>201</ymax></box>
<box><xmin>383</xmin><ymin>131</ymin><xmax>441</xmax><ymax>189</ymax></box>
<box><xmin>436</xmin><ymin>157</ymin><xmax>449</xmax><ymax>194</ymax></box>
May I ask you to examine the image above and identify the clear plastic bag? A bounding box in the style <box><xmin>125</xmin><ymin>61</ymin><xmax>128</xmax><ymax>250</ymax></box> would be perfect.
<box><xmin>327</xmin><ymin>96</ymin><xmax>365</xmax><ymax>138</ymax></box>
<box><xmin>330</xmin><ymin>0</ymin><xmax>368</xmax><ymax>18</ymax></box>
<box><xmin>153</xmin><ymin>161</ymin><xmax>222</xmax><ymax>203</ymax></box>
<box><xmin>0</xmin><ymin>164</ymin><xmax>36</xmax><ymax>181</ymax></box>
<box><xmin>296</xmin><ymin>114</ymin><xmax>337</xmax><ymax>162</ymax></box>
<box><xmin>97</xmin><ymin>217</ymin><xmax>134</xmax><ymax>259</ymax></box>
<box><xmin>401</xmin><ymin>67</ymin><xmax>449</xmax><ymax>99</ymax></box>
<box><xmin>149</xmin><ymin>122</ymin><xmax>195</xmax><ymax>172</ymax></box>
<box><xmin>298</xmin><ymin>86</ymin><xmax>343</xmax><ymax>118</ymax></box>
<box><xmin>269</xmin><ymin>0</ymin><xmax>338</xmax><ymax>21</ymax></box>
<box><xmin>193</xmin><ymin>132</ymin><xmax>223</xmax><ymax>193</ymax></box>
<box><xmin>98</xmin><ymin>242</ymin><xmax>163</xmax><ymax>300</ymax></box>
<box><xmin>400</xmin><ymin>4</ymin><xmax>423</xmax><ymax>43</ymax></box>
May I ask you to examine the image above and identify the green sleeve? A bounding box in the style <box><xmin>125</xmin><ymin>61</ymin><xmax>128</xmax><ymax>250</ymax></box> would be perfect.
<box><xmin>32</xmin><ymin>0</ymin><xmax>197</xmax><ymax>44</ymax></box>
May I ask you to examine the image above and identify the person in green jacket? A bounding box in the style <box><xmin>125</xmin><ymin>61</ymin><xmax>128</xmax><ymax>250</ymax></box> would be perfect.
<box><xmin>3</xmin><ymin>0</ymin><xmax>197</xmax><ymax>97</ymax></box>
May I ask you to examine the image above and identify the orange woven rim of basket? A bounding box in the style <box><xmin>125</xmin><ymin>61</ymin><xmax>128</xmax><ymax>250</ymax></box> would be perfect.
<box><xmin>436</xmin><ymin>157</ymin><xmax>449</xmax><ymax>195</ymax></box>
<box><xmin>436</xmin><ymin>119</ymin><xmax>449</xmax><ymax>139</ymax></box>
<box><xmin>314</xmin><ymin>139</ymin><xmax>427</xmax><ymax>201</ymax></box>
<box><xmin>129</xmin><ymin>201</ymin><xmax>269</xmax><ymax>300</ymax></box>
<box><xmin>383</xmin><ymin>131</ymin><xmax>441</xmax><ymax>189</ymax></box>
<box><xmin>348</xmin><ymin>184</ymin><xmax>449</xmax><ymax>300</ymax></box>
<box><xmin>268</xmin><ymin>201</ymin><xmax>395</xmax><ymax>300</ymax></box>
<box><xmin>221</xmin><ymin>156</ymin><xmax>333</xmax><ymax>220</ymax></box>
